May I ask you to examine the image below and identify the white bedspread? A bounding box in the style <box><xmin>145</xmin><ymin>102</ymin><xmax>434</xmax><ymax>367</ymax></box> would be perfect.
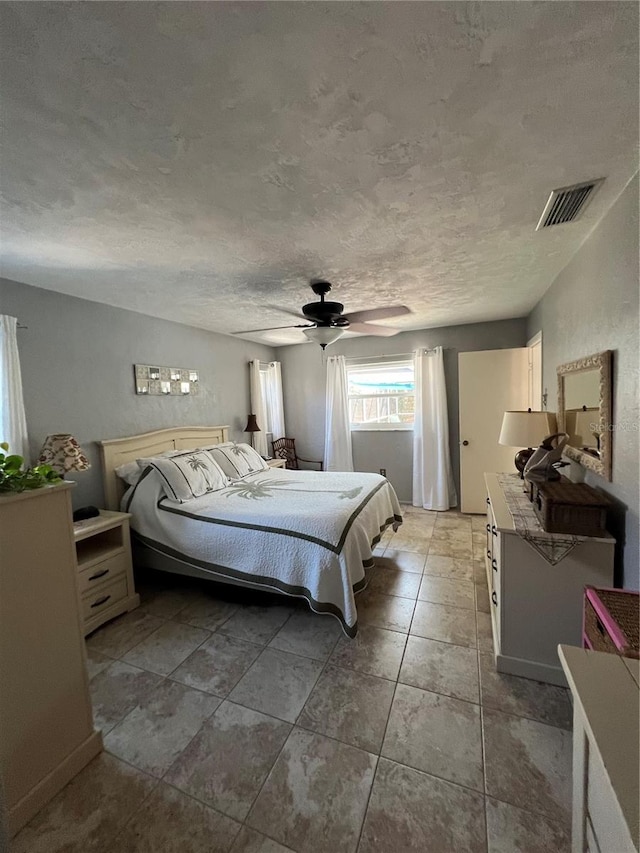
<box><xmin>125</xmin><ymin>466</ymin><xmax>403</xmax><ymax>635</ymax></box>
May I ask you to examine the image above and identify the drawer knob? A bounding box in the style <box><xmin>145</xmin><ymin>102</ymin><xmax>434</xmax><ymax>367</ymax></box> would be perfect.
<box><xmin>89</xmin><ymin>568</ymin><xmax>109</xmax><ymax>581</ymax></box>
<box><xmin>486</xmin><ymin>497</ymin><xmax>491</xmax><ymax>505</ymax></box>
<box><xmin>492</xmin><ymin>591</ymin><xmax>498</xmax><ymax>606</ymax></box>
<box><xmin>91</xmin><ymin>594</ymin><xmax>111</xmax><ymax>609</ymax></box>
<box><xmin>492</xmin><ymin>525</ymin><xmax>497</xmax><ymax>536</ymax></box>
<box><xmin>492</xmin><ymin>558</ymin><xmax>497</xmax><ymax>571</ymax></box>
<box><xmin>486</xmin><ymin>523</ymin><xmax>491</xmax><ymax>533</ymax></box>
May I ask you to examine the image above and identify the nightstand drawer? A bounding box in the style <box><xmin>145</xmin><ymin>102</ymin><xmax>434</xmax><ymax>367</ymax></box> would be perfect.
<box><xmin>78</xmin><ymin>551</ymin><xmax>127</xmax><ymax>595</ymax></box>
<box><xmin>81</xmin><ymin>576</ymin><xmax>128</xmax><ymax>620</ymax></box>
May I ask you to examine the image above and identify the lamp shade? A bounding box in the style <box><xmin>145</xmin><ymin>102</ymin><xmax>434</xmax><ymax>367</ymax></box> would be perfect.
<box><xmin>38</xmin><ymin>433</ymin><xmax>91</xmax><ymax>473</ymax></box>
<box><xmin>244</xmin><ymin>414</ymin><xmax>260</xmax><ymax>433</ymax></box>
<box><xmin>302</xmin><ymin>326</ymin><xmax>345</xmax><ymax>349</ymax></box>
<box><xmin>498</xmin><ymin>411</ymin><xmax>557</xmax><ymax>448</ymax></box>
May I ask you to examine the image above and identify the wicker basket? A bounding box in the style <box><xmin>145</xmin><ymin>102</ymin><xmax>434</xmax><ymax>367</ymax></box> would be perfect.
<box><xmin>533</xmin><ymin>480</ymin><xmax>610</xmax><ymax>535</ymax></box>
<box><xmin>583</xmin><ymin>586</ymin><xmax>640</xmax><ymax>658</ymax></box>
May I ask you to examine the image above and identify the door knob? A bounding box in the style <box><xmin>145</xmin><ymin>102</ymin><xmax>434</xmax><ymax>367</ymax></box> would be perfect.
<box><xmin>461</xmin><ymin>440</ymin><xmax>469</xmax><ymax>446</ymax></box>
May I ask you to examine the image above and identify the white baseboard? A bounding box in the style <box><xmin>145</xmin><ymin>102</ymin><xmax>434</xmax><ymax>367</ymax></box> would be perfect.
<box><xmin>9</xmin><ymin>730</ymin><xmax>103</xmax><ymax>837</ymax></box>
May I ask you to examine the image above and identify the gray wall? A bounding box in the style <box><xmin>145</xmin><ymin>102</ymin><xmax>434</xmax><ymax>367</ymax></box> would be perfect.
<box><xmin>276</xmin><ymin>318</ymin><xmax>528</xmax><ymax>503</ymax></box>
<box><xmin>527</xmin><ymin>175</ymin><xmax>639</xmax><ymax>590</ymax></box>
<box><xmin>0</xmin><ymin>278</ymin><xmax>275</xmax><ymax>509</ymax></box>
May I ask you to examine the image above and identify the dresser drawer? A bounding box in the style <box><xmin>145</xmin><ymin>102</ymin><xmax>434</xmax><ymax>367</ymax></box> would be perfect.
<box><xmin>485</xmin><ymin>501</ymin><xmax>500</xmax><ymax>575</ymax></box>
<box><xmin>78</xmin><ymin>550</ymin><xmax>128</xmax><ymax>595</ymax></box>
<box><xmin>81</xmin><ymin>576</ymin><xmax>128</xmax><ymax>621</ymax></box>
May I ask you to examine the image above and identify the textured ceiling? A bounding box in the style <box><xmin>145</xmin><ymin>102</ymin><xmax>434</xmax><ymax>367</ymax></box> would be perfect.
<box><xmin>0</xmin><ymin>2</ymin><xmax>638</xmax><ymax>346</ymax></box>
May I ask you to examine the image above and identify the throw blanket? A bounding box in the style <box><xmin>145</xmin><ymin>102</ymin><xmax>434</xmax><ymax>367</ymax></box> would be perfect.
<box><xmin>125</xmin><ymin>466</ymin><xmax>403</xmax><ymax>635</ymax></box>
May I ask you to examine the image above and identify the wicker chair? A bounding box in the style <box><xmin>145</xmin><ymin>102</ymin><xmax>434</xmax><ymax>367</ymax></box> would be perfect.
<box><xmin>271</xmin><ymin>438</ymin><xmax>323</xmax><ymax>471</ymax></box>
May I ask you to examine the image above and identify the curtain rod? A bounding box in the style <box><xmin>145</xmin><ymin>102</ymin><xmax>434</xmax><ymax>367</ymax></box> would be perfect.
<box><xmin>347</xmin><ymin>348</ymin><xmax>441</xmax><ymax>364</ymax></box>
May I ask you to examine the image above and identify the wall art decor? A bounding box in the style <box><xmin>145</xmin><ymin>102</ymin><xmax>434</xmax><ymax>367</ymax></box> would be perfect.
<box><xmin>134</xmin><ymin>364</ymin><xmax>199</xmax><ymax>396</ymax></box>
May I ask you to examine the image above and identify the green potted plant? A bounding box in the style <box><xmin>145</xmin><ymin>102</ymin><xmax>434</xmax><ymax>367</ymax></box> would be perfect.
<box><xmin>0</xmin><ymin>442</ymin><xmax>61</xmax><ymax>493</ymax></box>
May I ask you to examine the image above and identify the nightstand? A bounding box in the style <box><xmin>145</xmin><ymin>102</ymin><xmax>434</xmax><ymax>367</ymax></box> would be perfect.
<box><xmin>267</xmin><ymin>458</ymin><xmax>287</xmax><ymax>469</ymax></box>
<box><xmin>74</xmin><ymin>510</ymin><xmax>139</xmax><ymax>635</ymax></box>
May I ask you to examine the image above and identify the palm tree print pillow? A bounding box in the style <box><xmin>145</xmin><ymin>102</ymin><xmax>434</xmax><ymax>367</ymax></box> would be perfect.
<box><xmin>142</xmin><ymin>450</ymin><xmax>230</xmax><ymax>503</ymax></box>
<box><xmin>203</xmin><ymin>442</ymin><xmax>269</xmax><ymax>480</ymax></box>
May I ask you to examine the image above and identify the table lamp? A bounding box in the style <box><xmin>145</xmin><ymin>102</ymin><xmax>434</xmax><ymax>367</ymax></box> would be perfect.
<box><xmin>38</xmin><ymin>434</ymin><xmax>97</xmax><ymax>520</ymax></box>
<box><xmin>499</xmin><ymin>410</ymin><xmax>557</xmax><ymax>477</ymax></box>
<box><xmin>38</xmin><ymin>433</ymin><xmax>91</xmax><ymax>476</ymax></box>
<box><xmin>244</xmin><ymin>414</ymin><xmax>261</xmax><ymax>449</ymax></box>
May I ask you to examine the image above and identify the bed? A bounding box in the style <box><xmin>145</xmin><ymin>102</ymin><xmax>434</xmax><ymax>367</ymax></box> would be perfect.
<box><xmin>99</xmin><ymin>426</ymin><xmax>403</xmax><ymax>636</ymax></box>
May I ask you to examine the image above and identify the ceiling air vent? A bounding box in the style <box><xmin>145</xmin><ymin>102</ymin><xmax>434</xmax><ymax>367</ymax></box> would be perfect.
<box><xmin>535</xmin><ymin>178</ymin><xmax>604</xmax><ymax>230</ymax></box>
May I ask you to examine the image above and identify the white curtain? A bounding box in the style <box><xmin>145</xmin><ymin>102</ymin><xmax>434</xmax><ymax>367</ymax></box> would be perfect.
<box><xmin>324</xmin><ymin>355</ymin><xmax>354</xmax><ymax>472</ymax></box>
<box><xmin>264</xmin><ymin>362</ymin><xmax>286</xmax><ymax>441</ymax></box>
<box><xmin>0</xmin><ymin>315</ymin><xmax>29</xmax><ymax>460</ymax></box>
<box><xmin>412</xmin><ymin>346</ymin><xmax>457</xmax><ymax>510</ymax></box>
<box><xmin>248</xmin><ymin>360</ymin><xmax>268</xmax><ymax>456</ymax></box>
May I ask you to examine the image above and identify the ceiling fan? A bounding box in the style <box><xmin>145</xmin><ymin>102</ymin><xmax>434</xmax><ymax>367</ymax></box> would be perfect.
<box><xmin>233</xmin><ymin>281</ymin><xmax>410</xmax><ymax>349</ymax></box>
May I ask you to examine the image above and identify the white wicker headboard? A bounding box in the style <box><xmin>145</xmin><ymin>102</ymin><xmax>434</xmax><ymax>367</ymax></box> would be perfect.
<box><xmin>99</xmin><ymin>425</ymin><xmax>230</xmax><ymax>510</ymax></box>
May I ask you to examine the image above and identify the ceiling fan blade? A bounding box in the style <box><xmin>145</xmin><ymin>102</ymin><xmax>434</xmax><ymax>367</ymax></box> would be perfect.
<box><xmin>347</xmin><ymin>322</ymin><xmax>400</xmax><ymax>337</ymax></box>
<box><xmin>265</xmin><ymin>306</ymin><xmax>310</xmax><ymax>322</ymax></box>
<box><xmin>232</xmin><ymin>324</ymin><xmax>313</xmax><ymax>335</ymax></box>
<box><xmin>343</xmin><ymin>305</ymin><xmax>410</xmax><ymax>324</ymax></box>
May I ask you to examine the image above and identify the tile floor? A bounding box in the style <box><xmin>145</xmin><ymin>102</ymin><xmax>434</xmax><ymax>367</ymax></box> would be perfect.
<box><xmin>13</xmin><ymin>508</ymin><xmax>573</xmax><ymax>853</ymax></box>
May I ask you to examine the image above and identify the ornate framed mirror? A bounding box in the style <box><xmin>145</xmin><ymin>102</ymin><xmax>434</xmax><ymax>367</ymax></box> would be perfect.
<box><xmin>557</xmin><ymin>350</ymin><xmax>612</xmax><ymax>480</ymax></box>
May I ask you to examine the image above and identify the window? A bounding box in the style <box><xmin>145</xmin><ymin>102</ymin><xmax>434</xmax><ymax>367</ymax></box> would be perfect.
<box><xmin>256</xmin><ymin>360</ymin><xmax>285</xmax><ymax>441</ymax></box>
<box><xmin>347</xmin><ymin>359</ymin><xmax>415</xmax><ymax>430</ymax></box>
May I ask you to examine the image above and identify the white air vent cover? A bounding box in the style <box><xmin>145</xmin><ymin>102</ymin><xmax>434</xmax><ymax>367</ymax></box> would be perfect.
<box><xmin>535</xmin><ymin>178</ymin><xmax>604</xmax><ymax>230</ymax></box>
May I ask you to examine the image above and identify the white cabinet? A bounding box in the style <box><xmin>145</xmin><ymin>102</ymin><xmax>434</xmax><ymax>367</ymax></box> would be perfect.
<box><xmin>74</xmin><ymin>510</ymin><xmax>139</xmax><ymax>635</ymax></box>
<box><xmin>0</xmin><ymin>483</ymin><xmax>102</xmax><ymax>836</ymax></box>
<box><xmin>484</xmin><ymin>473</ymin><xmax>615</xmax><ymax>686</ymax></box>
<box><xmin>559</xmin><ymin>646</ymin><xmax>639</xmax><ymax>853</ymax></box>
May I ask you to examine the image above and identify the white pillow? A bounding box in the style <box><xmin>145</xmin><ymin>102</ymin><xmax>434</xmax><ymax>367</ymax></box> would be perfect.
<box><xmin>114</xmin><ymin>460</ymin><xmax>142</xmax><ymax>486</ymax></box>
<box><xmin>136</xmin><ymin>448</ymin><xmax>182</xmax><ymax>470</ymax></box>
<box><xmin>116</xmin><ymin>450</ymin><xmax>180</xmax><ymax>486</ymax></box>
<box><xmin>139</xmin><ymin>450</ymin><xmax>230</xmax><ymax>503</ymax></box>
<box><xmin>203</xmin><ymin>442</ymin><xmax>268</xmax><ymax>479</ymax></box>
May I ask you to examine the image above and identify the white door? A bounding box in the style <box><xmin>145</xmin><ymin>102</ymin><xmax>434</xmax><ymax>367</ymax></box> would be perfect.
<box><xmin>459</xmin><ymin>348</ymin><xmax>530</xmax><ymax>513</ymax></box>
<box><xmin>528</xmin><ymin>332</ymin><xmax>542</xmax><ymax>410</ymax></box>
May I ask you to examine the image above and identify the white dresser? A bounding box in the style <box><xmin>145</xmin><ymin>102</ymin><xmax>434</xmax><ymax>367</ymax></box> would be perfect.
<box><xmin>559</xmin><ymin>645</ymin><xmax>639</xmax><ymax>852</ymax></box>
<box><xmin>0</xmin><ymin>483</ymin><xmax>102</xmax><ymax>836</ymax></box>
<box><xmin>484</xmin><ymin>473</ymin><xmax>615</xmax><ymax>686</ymax></box>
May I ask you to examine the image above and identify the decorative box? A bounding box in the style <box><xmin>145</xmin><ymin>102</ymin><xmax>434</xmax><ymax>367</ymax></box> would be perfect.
<box><xmin>583</xmin><ymin>586</ymin><xmax>640</xmax><ymax>658</ymax></box>
<box><xmin>533</xmin><ymin>480</ymin><xmax>610</xmax><ymax>536</ymax></box>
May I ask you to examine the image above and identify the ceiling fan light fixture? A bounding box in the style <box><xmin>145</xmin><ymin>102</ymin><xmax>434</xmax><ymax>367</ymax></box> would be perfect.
<box><xmin>302</xmin><ymin>326</ymin><xmax>345</xmax><ymax>349</ymax></box>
